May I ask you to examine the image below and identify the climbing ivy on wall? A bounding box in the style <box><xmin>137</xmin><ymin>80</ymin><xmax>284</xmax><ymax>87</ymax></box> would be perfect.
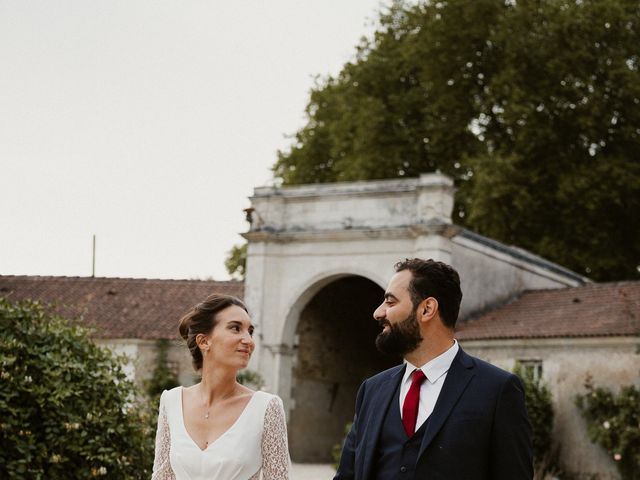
<box><xmin>576</xmin><ymin>378</ymin><xmax>640</xmax><ymax>480</ymax></box>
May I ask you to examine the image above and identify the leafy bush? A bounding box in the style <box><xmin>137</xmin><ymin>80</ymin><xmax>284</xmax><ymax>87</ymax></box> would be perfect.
<box><xmin>332</xmin><ymin>421</ymin><xmax>352</xmax><ymax>470</ymax></box>
<box><xmin>576</xmin><ymin>377</ymin><xmax>640</xmax><ymax>480</ymax></box>
<box><xmin>0</xmin><ymin>297</ymin><xmax>155</xmax><ymax>479</ymax></box>
<box><xmin>237</xmin><ymin>369</ymin><xmax>264</xmax><ymax>390</ymax></box>
<box><xmin>145</xmin><ymin>339</ymin><xmax>179</xmax><ymax>406</ymax></box>
<box><xmin>513</xmin><ymin>364</ymin><xmax>558</xmax><ymax>478</ymax></box>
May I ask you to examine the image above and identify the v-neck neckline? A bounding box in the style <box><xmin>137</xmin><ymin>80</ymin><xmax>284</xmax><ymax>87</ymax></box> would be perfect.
<box><xmin>179</xmin><ymin>386</ymin><xmax>258</xmax><ymax>452</ymax></box>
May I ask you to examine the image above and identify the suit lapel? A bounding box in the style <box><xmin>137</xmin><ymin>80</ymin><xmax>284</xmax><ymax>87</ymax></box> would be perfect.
<box><xmin>418</xmin><ymin>348</ymin><xmax>475</xmax><ymax>459</ymax></box>
<box><xmin>360</xmin><ymin>364</ymin><xmax>406</xmax><ymax>480</ymax></box>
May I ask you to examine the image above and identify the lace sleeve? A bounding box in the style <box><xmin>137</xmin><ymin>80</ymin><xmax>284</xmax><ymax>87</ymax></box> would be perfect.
<box><xmin>151</xmin><ymin>392</ymin><xmax>176</xmax><ymax>480</ymax></box>
<box><xmin>260</xmin><ymin>396</ymin><xmax>291</xmax><ymax>480</ymax></box>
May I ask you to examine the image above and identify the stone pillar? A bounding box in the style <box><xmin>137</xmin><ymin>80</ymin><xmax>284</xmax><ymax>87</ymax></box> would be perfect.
<box><xmin>416</xmin><ymin>173</ymin><xmax>455</xmax><ymax>224</ymax></box>
<box><xmin>262</xmin><ymin>343</ymin><xmax>295</xmax><ymax>416</ymax></box>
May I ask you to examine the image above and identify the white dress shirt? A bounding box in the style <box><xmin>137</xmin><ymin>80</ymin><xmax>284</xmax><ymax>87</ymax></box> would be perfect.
<box><xmin>399</xmin><ymin>340</ymin><xmax>459</xmax><ymax>430</ymax></box>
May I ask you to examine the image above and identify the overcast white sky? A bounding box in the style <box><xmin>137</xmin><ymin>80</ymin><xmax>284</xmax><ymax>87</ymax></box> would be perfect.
<box><xmin>0</xmin><ymin>0</ymin><xmax>388</xmax><ymax>280</ymax></box>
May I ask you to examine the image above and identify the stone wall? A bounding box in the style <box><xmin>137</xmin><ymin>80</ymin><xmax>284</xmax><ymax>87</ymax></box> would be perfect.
<box><xmin>452</xmin><ymin>231</ymin><xmax>584</xmax><ymax>319</ymax></box>
<box><xmin>96</xmin><ymin>338</ymin><xmax>196</xmax><ymax>389</ymax></box>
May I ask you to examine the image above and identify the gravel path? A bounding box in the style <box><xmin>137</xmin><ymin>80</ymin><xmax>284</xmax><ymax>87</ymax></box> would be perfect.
<box><xmin>291</xmin><ymin>463</ymin><xmax>335</xmax><ymax>480</ymax></box>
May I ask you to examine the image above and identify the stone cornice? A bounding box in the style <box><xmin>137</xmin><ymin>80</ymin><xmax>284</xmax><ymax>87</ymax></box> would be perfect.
<box><xmin>242</xmin><ymin>223</ymin><xmax>460</xmax><ymax>243</ymax></box>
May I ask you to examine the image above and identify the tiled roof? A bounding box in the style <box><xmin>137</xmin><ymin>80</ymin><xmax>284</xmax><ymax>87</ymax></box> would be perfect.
<box><xmin>457</xmin><ymin>281</ymin><xmax>640</xmax><ymax>340</ymax></box>
<box><xmin>0</xmin><ymin>275</ymin><xmax>244</xmax><ymax>340</ymax></box>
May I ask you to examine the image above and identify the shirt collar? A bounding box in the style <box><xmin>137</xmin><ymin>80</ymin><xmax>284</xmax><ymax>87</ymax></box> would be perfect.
<box><xmin>403</xmin><ymin>339</ymin><xmax>459</xmax><ymax>385</ymax></box>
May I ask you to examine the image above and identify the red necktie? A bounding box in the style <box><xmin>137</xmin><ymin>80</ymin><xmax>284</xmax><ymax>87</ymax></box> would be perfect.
<box><xmin>402</xmin><ymin>369</ymin><xmax>427</xmax><ymax>437</ymax></box>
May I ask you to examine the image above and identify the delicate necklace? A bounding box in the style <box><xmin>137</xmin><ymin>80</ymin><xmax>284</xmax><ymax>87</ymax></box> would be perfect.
<box><xmin>200</xmin><ymin>384</ymin><xmax>238</xmax><ymax>420</ymax></box>
<box><xmin>200</xmin><ymin>385</ymin><xmax>210</xmax><ymax>420</ymax></box>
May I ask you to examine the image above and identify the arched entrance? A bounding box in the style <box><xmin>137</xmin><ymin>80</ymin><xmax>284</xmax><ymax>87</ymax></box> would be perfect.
<box><xmin>243</xmin><ymin>174</ymin><xmax>584</xmax><ymax>465</ymax></box>
<box><xmin>287</xmin><ymin>275</ymin><xmax>399</xmax><ymax>462</ymax></box>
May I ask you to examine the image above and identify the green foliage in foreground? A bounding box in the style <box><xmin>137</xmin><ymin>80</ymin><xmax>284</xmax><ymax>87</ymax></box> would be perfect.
<box><xmin>513</xmin><ymin>364</ymin><xmax>558</xmax><ymax>476</ymax></box>
<box><xmin>273</xmin><ymin>0</ymin><xmax>640</xmax><ymax>282</ymax></box>
<box><xmin>0</xmin><ymin>297</ymin><xmax>155</xmax><ymax>479</ymax></box>
<box><xmin>576</xmin><ymin>379</ymin><xmax>640</xmax><ymax>480</ymax></box>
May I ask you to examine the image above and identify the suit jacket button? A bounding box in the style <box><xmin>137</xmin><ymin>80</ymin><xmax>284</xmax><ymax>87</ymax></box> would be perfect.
<box><xmin>400</xmin><ymin>466</ymin><xmax>407</xmax><ymax>473</ymax></box>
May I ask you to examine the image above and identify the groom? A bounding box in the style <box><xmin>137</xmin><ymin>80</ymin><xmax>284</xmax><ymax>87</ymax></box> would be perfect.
<box><xmin>334</xmin><ymin>258</ymin><xmax>533</xmax><ymax>479</ymax></box>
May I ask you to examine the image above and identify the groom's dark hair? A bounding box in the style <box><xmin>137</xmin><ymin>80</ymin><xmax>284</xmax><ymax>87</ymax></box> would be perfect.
<box><xmin>394</xmin><ymin>258</ymin><xmax>462</xmax><ymax>328</ymax></box>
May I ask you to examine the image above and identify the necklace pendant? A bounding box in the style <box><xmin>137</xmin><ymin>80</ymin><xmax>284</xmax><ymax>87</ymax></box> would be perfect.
<box><xmin>205</xmin><ymin>412</ymin><xmax>209</xmax><ymax>419</ymax></box>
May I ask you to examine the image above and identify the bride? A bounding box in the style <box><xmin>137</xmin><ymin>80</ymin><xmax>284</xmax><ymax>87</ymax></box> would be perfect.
<box><xmin>152</xmin><ymin>294</ymin><xmax>290</xmax><ymax>479</ymax></box>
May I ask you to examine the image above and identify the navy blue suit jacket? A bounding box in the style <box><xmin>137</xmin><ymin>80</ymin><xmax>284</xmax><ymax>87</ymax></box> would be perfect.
<box><xmin>334</xmin><ymin>347</ymin><xmax>533</xmax><ymax>479</ymax></box>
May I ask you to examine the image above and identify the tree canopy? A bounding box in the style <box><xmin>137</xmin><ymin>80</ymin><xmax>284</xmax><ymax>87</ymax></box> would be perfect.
<box><xmin>224</xmin><ymin>243</ymin><xmax>247</xmax><ymax>280</ymax></box>
<box><xmin>273</xmin><ymin>0</ymin><xmax>640</xmax><ymax>281</ymax></box>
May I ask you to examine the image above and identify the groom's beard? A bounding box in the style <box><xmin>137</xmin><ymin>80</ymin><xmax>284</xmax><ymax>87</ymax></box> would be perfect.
<box><xmin>375</xmin><ymin>309</ymin><xmax>423</xmax><ymax>357</ymax></box>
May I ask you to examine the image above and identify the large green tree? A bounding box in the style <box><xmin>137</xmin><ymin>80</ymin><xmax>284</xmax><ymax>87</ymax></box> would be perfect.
<box><xmin>273</xmin><ymin>0</ymin><xmax>640</xmax><ymax>281</ymax></box>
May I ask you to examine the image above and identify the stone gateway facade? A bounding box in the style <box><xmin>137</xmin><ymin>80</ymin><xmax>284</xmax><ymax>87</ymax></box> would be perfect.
<box><xmin>242</xmin><ymin>174</ymin><xmax>586</xmax><ymax>463</ymax></box>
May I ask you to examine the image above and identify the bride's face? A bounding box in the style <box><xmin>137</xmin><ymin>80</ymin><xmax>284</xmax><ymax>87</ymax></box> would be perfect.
<box><xmin>202</xmin><ymin>305</ymin><xmax>255</xmax><ymax>370</ymax></box>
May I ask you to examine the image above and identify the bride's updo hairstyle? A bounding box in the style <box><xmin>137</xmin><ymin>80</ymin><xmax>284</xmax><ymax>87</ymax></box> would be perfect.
<box><xmin>178</xmin><ymin>293</ymin><xmax>248</xmax><ymax>371</ymax></box>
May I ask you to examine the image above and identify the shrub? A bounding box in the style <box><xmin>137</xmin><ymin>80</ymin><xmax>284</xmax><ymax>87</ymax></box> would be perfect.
<box><xmin>513</xmin><ymin>364</ymin><xmax>558</xmax><ymax>477</ymax></box>
<box><xmin>332</xmin><ymin>422</ymin><xmax>352</xmax><ymax>470</ymax></box>
<box><xmin>237</xmin><ymin>369</ymin><xmax>264</xmax><ymax>390</ymax></box>
<box><xmin>576</xmin><ymin>377</ymin><xmax>640</xmax><ymax>480</ymax></box>
<box><xmin>0</xmin><ymin>297</ymin><xmax>155</xmax><ymax>479</ymax></box>
<box><xmin>145</xmin><ymin>339</ymin><xmax>179</xmax><ymax>406</ymax></box>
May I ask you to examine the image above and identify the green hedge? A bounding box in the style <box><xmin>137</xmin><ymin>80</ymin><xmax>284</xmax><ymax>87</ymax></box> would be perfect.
<box><xmin>0</xmin><ymin>297</ymin><xmax>155</xmax><ymax>479</ymax></box>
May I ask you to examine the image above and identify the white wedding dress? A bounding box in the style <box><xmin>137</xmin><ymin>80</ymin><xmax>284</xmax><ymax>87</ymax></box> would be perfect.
<box><xmin>152</xmin><ymin>387</ymin><xmax>290</xmax><ymax>480</ymax></box>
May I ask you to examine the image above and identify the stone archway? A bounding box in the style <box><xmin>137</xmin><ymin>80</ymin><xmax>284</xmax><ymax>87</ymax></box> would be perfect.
<box><xmin>287</xmin><ymin>275</ymin><xmax>398</xmax><ymax>462</ymax></box>
<box><xmin>242</xmin><ymin>174</ymin><xmax>583</xmax><ymax>463</ymax></box>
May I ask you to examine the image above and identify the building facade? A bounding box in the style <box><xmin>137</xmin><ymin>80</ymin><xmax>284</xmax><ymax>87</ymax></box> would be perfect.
<box><xmin>242</xmin><ymin>174</ymin><xmax>587</xmax><ymax>462</ymax></box>
<box><xmin>2</xmin><ymin>174</ymin><xmax>637</xmax><ymax>478</ymax></box>
<box><xmin>457</xmin><ymin>282</ymin><xmax>640</xmax><ymax>479</ymax></box>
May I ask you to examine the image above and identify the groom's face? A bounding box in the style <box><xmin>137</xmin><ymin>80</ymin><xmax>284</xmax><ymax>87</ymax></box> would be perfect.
<box><xmin>373</xmin><ymin>270</ymin><xmax>423</xmax><ymax>356</ymax></box>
